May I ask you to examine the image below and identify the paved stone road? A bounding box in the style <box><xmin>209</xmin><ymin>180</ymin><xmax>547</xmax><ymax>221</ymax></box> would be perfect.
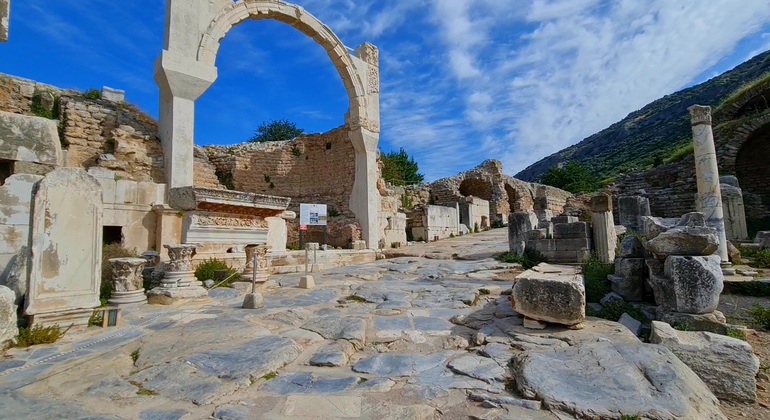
<box><xmin>0</xmin><ymin>229</ymin><xmax>729</xmax><ymax>419</ymax></box>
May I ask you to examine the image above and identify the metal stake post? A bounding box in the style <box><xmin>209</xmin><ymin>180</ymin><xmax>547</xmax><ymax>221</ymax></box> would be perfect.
<box><xmin>304</xmin><ymin>245</ymin><xmax>309</xmax><ymax>275</ymax></box>
<box><xmin>251</xmin><ymin>253</ymin><xmax>257</xmax><ymax>294</ymax></box>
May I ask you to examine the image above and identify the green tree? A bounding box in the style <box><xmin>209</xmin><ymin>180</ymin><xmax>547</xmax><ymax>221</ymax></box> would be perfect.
<box><xmin>248</xmin><ymin>118</ymin><xmax>304</xmax><ymax>143</ymax></box>
<box><xmin>380</xmin><ymin>148</ymin><xmax>425</xmax><ymax>186</ymax></box>
<box><xmin>539</xmin><ymin>161</ymin><xmax>600</xmax><ymax>193</ymax></box>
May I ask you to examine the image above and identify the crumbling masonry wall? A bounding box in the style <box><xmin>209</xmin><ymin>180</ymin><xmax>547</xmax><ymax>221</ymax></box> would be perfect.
<box><xmin>201</xmin><ymin>126</ymin><xmax>360</xmax><ymax>247</ymax></box>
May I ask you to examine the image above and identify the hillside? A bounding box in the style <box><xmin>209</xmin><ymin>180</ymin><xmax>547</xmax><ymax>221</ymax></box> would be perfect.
<box><xmin>515</xmin><ymin>50</ymin><xmax>770</xmax><ymax>182</ymax></box>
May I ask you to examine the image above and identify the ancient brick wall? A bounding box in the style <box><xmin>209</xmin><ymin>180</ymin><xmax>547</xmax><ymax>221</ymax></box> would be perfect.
<box><xmin>0</xmin><ymin>73</ymin><xmax>164</xmax><ymax>183</ymax></box>
<box><xmin>203</xmin><ymin>126</ymin><xmax>361</xmax><ymax>248</ymax></box>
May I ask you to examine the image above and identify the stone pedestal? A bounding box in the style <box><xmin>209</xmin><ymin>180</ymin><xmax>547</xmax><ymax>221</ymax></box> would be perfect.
<box><xmin>147</xmin><ymin>244</ymin><xmax>207</xmax><ymax>305</ymax></box>
<box><xmin>509</xmin><ymin>211</ymin><xmax>538</xmax><ymax>256</ymax></box>
<box><xmin>107</xmin><ymin>258</ymin><xmax>147</xmax><ymax>306</ymax></box>
<box><xmin>242</xmin><ymin>292</ymin><xmax>264</xmax><ymax>309</ymax></box>
<box><xmin>299</xmin><ymin>275</ymin><xmax>315</xmax><ymax>289</ymax></box>
<box><xmin>720</xmin><ymin>176</ymin><xmax>748</xmax><ymax>241</ymax></box>
<box><xmin>591</xmin><ymin>194</ymin><xmax>616</xmax><ymax>263</ymax></box>
<box><xmin>241</xmin><ymin>244</ymin><xmax>270</xmax><ymax>283</ymax></box>
<box><xmin>618</xmin><ymin>196</ymin><xmax>651</xmax><ymax>232</ymax></box>
<box><xmin>689</xmin><ymin>105</ymin><xmax>728</xmax><ymax>263</ymax></box>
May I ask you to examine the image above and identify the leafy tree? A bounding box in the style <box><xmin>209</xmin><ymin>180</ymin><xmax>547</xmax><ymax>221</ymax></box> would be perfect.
<box><xmin>539</xmin><ymin>161</ymin><xmax>600</xmax><ymax>193</ymax></box>
<box><xmin>380</xmin><ymin>148</ymin><xmax>425</xmax><ymax>186</ymax></box>
<box><xmin>249</xmin><ymin>118</ymin><xmax>304</xmax><ymax>143</ymax></box>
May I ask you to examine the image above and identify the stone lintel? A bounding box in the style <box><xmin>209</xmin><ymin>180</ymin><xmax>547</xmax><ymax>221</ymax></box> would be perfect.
<box><xmin>168</xmin><ymin>186</ymin><xmax>290</xmax><ymax>216</ymax></box>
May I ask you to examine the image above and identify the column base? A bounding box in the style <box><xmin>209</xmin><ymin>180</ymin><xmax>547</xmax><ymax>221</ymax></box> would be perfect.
<box><xmin>108</xmin><ymin>289</ymin><xmax>147</xmax><ymax>307</ymax></box>
<box><xmin>147</xmin><ymin>286</ymin><xmax>208</xmax><ymax>305</ymax></box>
<box><xmin>162</xmin><ymin>270</ymin><xmax>197</xmax><ymax>288</ymax></box>
<box><xmin>28</xmin><ymin>308</ymin><xmax>95</xmax><ymax>328</ymax></box>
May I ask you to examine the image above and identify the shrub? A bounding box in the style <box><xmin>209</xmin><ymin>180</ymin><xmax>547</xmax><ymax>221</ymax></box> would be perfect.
<box><xmin>748</xmin><ymin>305</ymin><xmax>770</xmax><ymax>329</ymax></box>
<box><xmin>83</xmin><ymin>88</ymin><xmax>101</xmax><ymax>100</ymax></box>
<box><xmin>582</xmin><ymin>254</ymin><xmax>614</xmax><ymax>303</ymax></box>
<box><xmin>587</xmin><ymin>300</ymin><xmax>648</xmax><ymax>323</ymax></box>
<box><xmin>101</xmin><ymin>243</ymin><xmax>139</xmax><ymax>306</ymax></box>
<box><xmin>9</xmin><ymin>324</ymin><xmax>69</xmax><ymax>348</ymax></box>
<box><xmin>728</xmin><ymin>281</ymin><xmax>770</xmax><ymax>297</ymax></box>
<box><xmin>751</xmin><ymin>249</ymin><xmax>770</xmax><ymax>269</ymax></box>
<box><xmin>194</xmin><ymin>258</ymin><xmax>238</xmax><ymax>283</ymax></box>
<box><xmin>474</xmin><ymin>222</ymin><xmax>480</xmax><ymax>233</ymax></box>
<box><xmin>539</xmin><ymin>161</ymin><xmax>600</xmax><ymax>194</ymax></box>
<box><xmin>496</xmin><ymin>249</ymin><xmax>548</xmax><ymax>269</ymax></box>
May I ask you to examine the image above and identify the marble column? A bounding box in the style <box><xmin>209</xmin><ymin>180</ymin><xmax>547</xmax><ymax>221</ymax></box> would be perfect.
<box><xmin>591</xmin><ymin>193</ymin><xmax>617</xmax><ymax>264</ymax></box>
<box><xmin>241</xmin><ymin>244</ymin><xmax>270</xmax><ymax>283</ymax></box>
<box><xmin>688</xmin><ymin>105</ymin><xmax>729</xmax><ymax>264</ymax></box>
<box><xmin>108</xmin><ymin>258</ymin><xmax>147</xmax><ymax>306</ymax></box>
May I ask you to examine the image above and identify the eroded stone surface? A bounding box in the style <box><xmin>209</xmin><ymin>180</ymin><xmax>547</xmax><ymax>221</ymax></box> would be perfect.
<box><xmin>512</xmin><ymin>264</ymin><xmax>585</xmax><ymax>326</ymax></box>
<box><xmin>651</xmin><ymin>321</ymin><xmax>759</xmax><ymax>403</ymax></box>
<box><xmin>512</xmin><ymin>341</ymin><xmax>726</xmax><ymax>419</ymax></box>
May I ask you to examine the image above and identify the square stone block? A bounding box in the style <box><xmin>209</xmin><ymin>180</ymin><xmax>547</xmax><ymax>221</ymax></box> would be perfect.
<box><xmin>551</xmin><ymin>215</ymin><xmax>578</xmax><ymax>224</ymax></box>
<box><xmin>528</xmin><ymin>239</ymin><xmax>556</xmax><ymax>253</ymax></box>
<box><xmin>591</xmin><ymin>193</ymin><xmax>612</xmax><ymax>213</ymax></box>
<box><xmin>555</xmin><ymin>238</ymin><xmax>591</xmax><ymax>252</ymax></box>
<box><xmin>553</xmin><ymin>222</ymin><xmax>591</xmax><ymax>239</ymax></box>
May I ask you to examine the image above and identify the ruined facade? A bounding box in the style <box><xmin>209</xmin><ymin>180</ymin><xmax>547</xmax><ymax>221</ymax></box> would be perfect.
<box><xmin>428</xmin><ymin>160</ymin><xmax>572</xmax><ymax>225</ymax></box>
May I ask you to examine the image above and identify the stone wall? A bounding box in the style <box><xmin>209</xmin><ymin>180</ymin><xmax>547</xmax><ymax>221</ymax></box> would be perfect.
<box><xmin>0</xmin><ymin>73</ymin><xmax>165</xmax><ymax>183</ymax></box>
<box><xmin>202</xmin><ymin>126</ymin><xmax>361</xmax><ymax>248</ymax></box>
<box><xmin>409</xmin><ymin>204</ymin><xmax>459</xmax><ymax>242</ymax></box>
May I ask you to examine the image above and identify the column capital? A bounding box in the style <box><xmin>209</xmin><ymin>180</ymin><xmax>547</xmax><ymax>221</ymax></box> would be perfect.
<box><xmin>154</xmin><ymin>49</ymin><xmax>218</xmax><ymax>101</ymax></box>
<box><xmin>688</xmin><ymin>104</ymin><xmax>712</xmax><ymax>126</ymax></box>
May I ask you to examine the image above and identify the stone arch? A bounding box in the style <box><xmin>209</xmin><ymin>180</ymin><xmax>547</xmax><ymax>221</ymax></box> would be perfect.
<box><xmin>155</xmin><ymin>0</ymin><xmax>381</xmax><ymax>248</ymax></box>
<box><xmin>717</xmin><ymin>112</ymin><xmax>770</xmax><ymax>174</ymax></box>
<box><xmin>717</xmin><ymin>79</ymin><xmax>770</xmax><ymax>121</ymax></box>
<box><xmin>734</xmin><ymin>122</ymin><xmax>770</xmax><ymax>222</ymax></box>
<box><xmin>196</xmin><ymin>0</ymin><xmax>369</xmax><ymax>124</ymax></box>
<box><xmin>459</xmin><ymin>178</ymin><xmax>493</xmax><ymax>201</ymax></box>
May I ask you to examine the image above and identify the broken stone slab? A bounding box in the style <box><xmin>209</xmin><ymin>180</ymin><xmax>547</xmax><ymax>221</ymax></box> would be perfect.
<box><xmin>618</xmin><ymin>196</ymin><xmax>651</xmax><ymax>231</ymax></box>
<box><xmin>618</xmin><ymin>235</ymin><xmax>645</xmax><ymax>258</ymax></box>
<box><xmin>212</xmin><ymin>404</ymin><xmax>251</xmax><ymax>420</ymax></box>
<box><xmin>352</xmin><ymin>352</ymin><xmax>455</xmax><ymax>377</ymax></box>
<box><xmin>308</xmin><ymin>340</ymin><xmax>356</xmax><ymax>367</ymax></box>
<box><xmin>618</xmin><ymin>313</ymin><xmax>641</xmax><ymax>336</ymax></box>
<box><xmin>300</xmin><ymin>316</ymin><xmax>366</xmax><ymax>350</ymax></box>
<box><xmin>599</xmin><ymin>291</ymin><xmax>624</xmax><ymax>306</ymax></box>
<box><xmin>511</xmin><ymin>341</ymin><xmax>726</xmax><ymax>419</ymax></box>
<box><xmin>646</xmin><ymin>225</ymin><xmax>719</xmax><ymax>259</ymax></box>
<box><xmin>649</xmin><ymin>255</ymin><xmax>723</xmax><ymax>314</ymax></box>
<box><xmin>447</xmin><ymin>354</ymin><xmax>507</xmax><ymax>384</ymax></box>
<box><xmin>468</xmin><ymin>392</ymin><xmax>542</xmax><ymax>411</ymax></box>
<box><xmin>0</xmin><ymin>110</ymin><xmax>63</xmax><ymax>166</ymax></box>
<box><xmin>512</xmin><ymin>264</ymin><xmax>585</xmax><ymax>326</ymax></box>
<box><xmin>479</xmin><ymin>342</ymin><xmax>513</xmax><ymax>366</ymax></box>
<box><xmin>650</xmin><ymin>321</ymin><xmax>759</xmax><ymax>403</ymax></box>
<box><xmin>656</xmin><ymin>309</ymin><xmax>728</xmax><ymax>334</ymax></box>
<box><xmin>261</xmin><ymin>372</ymin><xmax>360</xmax><ymax>395</ymax></box>
<box><xmin>641</xmin><ymin>216</ymin><xmax>678</xmax><ymax>240</ymax></box>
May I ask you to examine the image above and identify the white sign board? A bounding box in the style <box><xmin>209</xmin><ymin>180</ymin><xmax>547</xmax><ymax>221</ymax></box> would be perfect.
<box><xmin>299</xmin><ymin>203</ymin><xmax>328</xmax><ymax>226</ymax></box>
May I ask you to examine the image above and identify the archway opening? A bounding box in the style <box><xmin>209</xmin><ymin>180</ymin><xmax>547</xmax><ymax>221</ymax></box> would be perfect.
<box><xmin>735</xmin><ymin>123</ymin><xmax>770</xmax><ymax>235</ymax></box>
<box><xmin>505</xmin><ymin>184</ymin><xmax>520</xmax><ymax>212</ymax></box>
<box><xmin>459</xmin><ymin>179</ymin><xmax>493</xmax><ymax>201</ymax></box>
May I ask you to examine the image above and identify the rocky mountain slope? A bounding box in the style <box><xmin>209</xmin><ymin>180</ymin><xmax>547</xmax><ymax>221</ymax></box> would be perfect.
<box><xmin>516</xmin><ymin>50</ymin><xmax>770</xmax><ymax>182</ymax></box>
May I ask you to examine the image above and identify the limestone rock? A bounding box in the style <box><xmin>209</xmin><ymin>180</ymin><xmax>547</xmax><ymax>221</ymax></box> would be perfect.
<box><xmin>678</xmin><ymin>212</ymin><xmax>706</xmax><ymax>227</ymax></box>
<box><xmin>308</xmin><ymin>340</ymin><xmax>356</xmax><ymax>367</ymax></box>
<box><xmin>618</xmin><ymin>235</ymin><xmax>645</xmax><ymax>258</ymax></box>
<box><xmin>301</xmin><ymin>316</ymin><xmax>366</xmax><ymax>350</ymax></box>
<box><xmin>641</xmin><ymin>216</ymin><xmax>678</xmax><ymax>240</ymax></box>
<box><xmin>511</xmin><ymin>341</ymin><xmax>726</xmax><ymax>419</ymax></box>
<box><xmin>447</xmin><ymin>354</ymin><xmax>506</xmax><ymax>384</ymax></box>
<box><xmin>0</xmin><ymin>285</ymin><xmax>18</xmax><ymax>345</ymax></box>
<box><xmin>650</xmin><ymin>321</ymin><xmax>759</xmax><ymax>402</ymax></box>
<box><xmin>647</xmin><ymin>226</ymin><xmax>719</xmax><ymax>259</ymax></box>
<box><xmin>2</xmin><ymin>246</ymin><xmax>29</xmax><ymax>306</ymax></box>
<box><xmin>649</xmin><ymin>255</ymin><xmax>723</xmax><ymax>314</ymax></box>
<box><xmin>656</xmin><ymin>309</ymin><xmax>728</xmax><ymax>334</ymax></box>
<box><xmin>0</xmin><ymin>110</ymin><xmax>63</xmax><ymax>166</ymax></box>
<box><xmin>618</xmin><ymin>313</ymin><xmax>641</xmax><ymax>336</ymax></box>
<box><xmin>512</xmin><ymin>264</ymin><xmax>585</xmax><ymax>326</ymax></box>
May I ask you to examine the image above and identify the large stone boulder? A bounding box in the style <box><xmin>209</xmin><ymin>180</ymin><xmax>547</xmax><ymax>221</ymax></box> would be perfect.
<box><xmin>648</xmin><ymin>255</ymin><xmax>723</xmax><ymax>314</ymax></box>
<box><xmin>0</xmin><ymin>285</ymin><xmax>18</xmax><ymax>345</ymax></box>
<box><xmin>647</xmin><ymin>226</ymin><xmax>719</xmax><ymax>259</ymax></box>
<box><xmin>511</xmin><ymin>341</ymin><xmax>726</xmax><ymax>419</ymax></box>
<box><xmin>650</xmin><ymin>321</ymin><xmax>759</xmax><ymax>403</ymax></box>
<box><xmin>641</xmin><ymin>216</ymin><xmax>678</xmax><ymax>240</ymax></box>
<box><xmin>512</xmin><ymin>264</ymin><xmax>585</xmax><ymax>326</ymax></box>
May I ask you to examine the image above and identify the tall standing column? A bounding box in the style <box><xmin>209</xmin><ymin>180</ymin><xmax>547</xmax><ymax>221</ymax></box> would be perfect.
<box><xmin>688</xmin><ymin>105</ymin><xmax>729</xmax><ymax>264</ymax></box>
<box><xmin>0</xmin><ymin>0</ymin><xmax>9</xmax><ymax>42</ymax></box>
<box><xmin>591</xmin><ymin>193</ymin><xmax>617</xmax><ymax>264</ymax></box>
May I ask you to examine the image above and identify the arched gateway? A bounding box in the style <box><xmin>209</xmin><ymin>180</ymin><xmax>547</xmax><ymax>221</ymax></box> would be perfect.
<box><xmin>155</xmin><ymin>0</ymin><xmax>381</xmax><ymax>248</ymax></box>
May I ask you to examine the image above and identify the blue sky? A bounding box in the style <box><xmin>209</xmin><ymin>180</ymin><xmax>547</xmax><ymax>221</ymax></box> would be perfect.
<box><xmin>1</xmin><ymin>0</ymin><xmax>770</xmax><ymax>181</ymax></box>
